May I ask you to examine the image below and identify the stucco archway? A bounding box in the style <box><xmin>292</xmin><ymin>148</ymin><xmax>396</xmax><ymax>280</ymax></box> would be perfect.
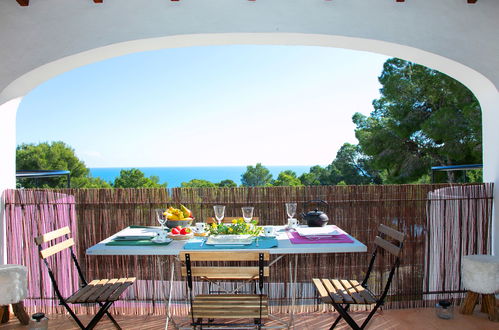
<box><xmin>0</xmin><ymin>33</ymin><xmax>499</xmax><ymax>253</ymax></box>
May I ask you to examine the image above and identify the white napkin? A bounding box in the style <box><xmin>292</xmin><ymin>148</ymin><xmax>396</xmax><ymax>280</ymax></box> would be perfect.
<box><xmin>295</xmin><ymin>226</ymin><xmax>341</xmax><ymax>237</ymax></box>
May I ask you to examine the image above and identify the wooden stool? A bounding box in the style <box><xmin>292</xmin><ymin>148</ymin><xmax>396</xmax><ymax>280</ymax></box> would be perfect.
<box><xmin>0</xmin><ymin>265</ymin><xmax>30</xmax><ymax>325</ymax></box>
<box><xmin>460</xmin><ymin>255</ymin><xmax>499</xmax><ymax>322</ymax></box>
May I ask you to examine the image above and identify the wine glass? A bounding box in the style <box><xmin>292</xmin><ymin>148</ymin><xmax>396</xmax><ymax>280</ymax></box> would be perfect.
<box><xmin>155</xmin><ymin>209</ymin><xmax>166</xmax><ymax>230</ymax></box>
<box><xmin>241</xmin><ymin>206</ymin><xmax>254</xmax><ymax>223</ymax></box>
<box><xmin>286</xmin><ymin>202</ymin><xmax>297</xmax><ymax>220</ymax></box>
<box><xmin>213</xmin><ymin>205</ymin><xmax>226</xmax><ymax>225</ymax></box>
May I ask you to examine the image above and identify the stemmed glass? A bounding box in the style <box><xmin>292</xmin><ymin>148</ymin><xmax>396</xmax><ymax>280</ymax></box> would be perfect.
<box><xmin>155</xmin><ymin>209</ymin><xmax>167</xmax><ymax>230</ymax></box>
<box><xmin>213</xmin><ymin>205</ymin><xmax>226</xmax><ymax>225</ymax></box>
<box><xmin>286</xmin><ymin>202</ymin><xmax>297</xmax><ymax>220</ymax></box>
<box><xmin>241</xmin><ymin>206</ymin><xmax>254</xmax><ymax>224</ymax></box>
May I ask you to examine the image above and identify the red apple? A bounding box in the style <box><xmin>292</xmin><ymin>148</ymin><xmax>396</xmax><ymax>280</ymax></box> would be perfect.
<box><xmin>171</xmin><ymin>228</ymin><xmax>180</xmax><ymax>235</ymax></box>
<box><xmin>180</xmin><ymin>228</ymin><xmax>191</xmax><ymax>235</ymax></box>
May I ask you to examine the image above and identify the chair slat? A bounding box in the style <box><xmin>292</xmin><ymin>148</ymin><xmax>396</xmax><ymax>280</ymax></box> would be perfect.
<box><xmin>39</xmin><ymin>238</ymin><xmax>74</xmax><ymax>259</ymax></box>
<box><xmin>378</xmin><ymin>224</ymin><xmax>405</xmax><ymax>242</ymax></box>
<box><xmin>107</xmin><ymin>277</ymin><xmax>136</xmax><ymax>301</ymax></box>
<box><xmin>331</xmin><ymin>279</ymin><xmax>355</xmax><ymax>303</ymax></box>
<box><xmin>349</xmin><ymin>280</ymin><xmax>376</xmax><ymax>304</ymax></box>
<box><xmin>77</xmin><ymin>279</ymin><xmax>110</xmax><ymax>303</ymax></box>
<box><xmin>66</xmin><ymin>280</ymin><xmax>100</xmax><ymax>303</ymax></box>
<box><xmin>95</xmin><ymin>278</ymin><xmax>127</xmax><ymax>302</ymax></box>
<box><xmin>181</xmin><ymin>266</ymin><xmax>269</xmax><ymax>279</ymax></box>
<box><xmin>195</xmin><ymin>294</ymin><xmax>265</xmax><ymax>300</ymax></box>
<box><xmin>340</xmin><ymin>279</ymin><xmax>365</xmax><ymax>304</ymax></box>
<box><xmin>86</xmin><ymin>279</ymin><xmax>119</xmax><ymax>303</ymax></box>
<box><xmin>312</xmin><ymin>278</ymin><xmax>329</xmax><ymax>300</ymax></box>
<box><xmin>34</xmin><ymin>226</ymin><xmax>71</xmax><ymax>245</ymax></box>
<box><xmin>320</xmin><ymin>279</ymin><xmax>343</xmax><ymax>303</ymax></box>
<box><xmin>192</xmin><ymin>294</ymin><xmax>268</xmax><ymax>318</ymax></box>
<box><xmin>180</xmin><ymin>251</ymin><xmax>269</xmax><ymax>262</ymax></box>
<box><xmin>374</xmin><ymin>236</ymin><xmax>401</xmax><ymax>256</ymax></box>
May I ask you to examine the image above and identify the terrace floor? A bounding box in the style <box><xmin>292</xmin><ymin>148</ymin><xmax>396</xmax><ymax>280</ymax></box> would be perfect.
<box><xmin>0</xmin><ymin>307</ymin><xmax>498</xmax><ymax>329</ymax></box>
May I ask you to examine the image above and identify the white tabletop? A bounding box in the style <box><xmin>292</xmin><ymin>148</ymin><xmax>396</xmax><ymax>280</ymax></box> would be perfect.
<box><xmin>86</xmin><ymin>225</ymin><xmax>367</xmax><ymax>256</ymax></box>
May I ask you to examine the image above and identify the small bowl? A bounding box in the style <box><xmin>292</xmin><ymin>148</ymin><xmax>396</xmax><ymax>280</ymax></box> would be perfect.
<box><xmin>166</xmin><ymin>219</ymin><xmax>194</xmax><ymax>229</ymax></box>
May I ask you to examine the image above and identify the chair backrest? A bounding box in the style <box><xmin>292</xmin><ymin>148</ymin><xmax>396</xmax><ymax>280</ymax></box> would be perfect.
<box><xmin>363</xmin><ymin>224</ymin><xmax>405</xmax><ymax>298</ymax></box>
<box><xmin>179</xmin><ymin>251</ymin><xmax>270</xmax><ymax>280</ymax></box>
<box><xmin>34</xmin><ymin>226</ymin><xmax>87</xmax><ymax>290</ymax></box>
<box><xmin>34</xmin><ymin>226</ymin><xmax>75</xmax><ymax>259</ymax></box>
<box><xmin>374</xmin><ymin>224</ymin><xmax>405</xmax><ymax>257</ymax></box>
<box><xmin>205</xmin><ymin>217</ymin><xmax>260</xmax><ymax>224</ymax></box>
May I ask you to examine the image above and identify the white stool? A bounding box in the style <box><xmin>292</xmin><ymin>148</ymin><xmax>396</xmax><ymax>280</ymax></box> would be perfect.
<box><xmin>460</xmin><ymin>254</ymin><xmax>499</xmax><ymax>321</ymax></box>
<box><xmin>0</xmin><ymin>264</ymin><xmax>30</xmax><ymax>325</ymax></box>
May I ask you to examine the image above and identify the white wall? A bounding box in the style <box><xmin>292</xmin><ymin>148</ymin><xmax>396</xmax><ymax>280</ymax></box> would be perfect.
<box><xmin>0</xmin><ymin>0</ymin><xmax>498</xmax><ymax>260</ymax></box>
<box><xmin>0</xmin><ymin>98</ymin><xmax>21</xmax><ymax>264</ymax></box>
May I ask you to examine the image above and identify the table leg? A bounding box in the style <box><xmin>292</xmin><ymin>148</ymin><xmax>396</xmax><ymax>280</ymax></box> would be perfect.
<box><xmin>158</xmin><ymin>257</ymin><xmax>179</xmax><ymax>330</ymax></box>
<box><xmin>166</xmin><ymin>261</ymin><xmax>176</xmax><ymax>329</ymax></box>
<box><xmin>288</xmin><ymin>254</ymin><xmax>298</xmax><ymax>329</ymax></box>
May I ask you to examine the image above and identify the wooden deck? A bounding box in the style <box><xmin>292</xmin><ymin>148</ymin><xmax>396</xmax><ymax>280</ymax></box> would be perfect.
<box><xmin>0</xmin><ymin>307</ymin><xmax>497</xmax><ymax>329</ymax></box>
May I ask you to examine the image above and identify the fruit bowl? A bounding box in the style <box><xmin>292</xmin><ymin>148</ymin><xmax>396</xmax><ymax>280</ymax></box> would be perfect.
<box><xmin>166</xmin><ymin>219</ymin><xmax>194</xmax><ymax>229</ymax></box>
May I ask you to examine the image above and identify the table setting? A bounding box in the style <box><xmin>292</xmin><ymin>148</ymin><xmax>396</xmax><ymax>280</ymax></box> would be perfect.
<box><xmin>91</xmin><ymin>201</ymin><xmax>365</xmax><ymax>256</ymax></box>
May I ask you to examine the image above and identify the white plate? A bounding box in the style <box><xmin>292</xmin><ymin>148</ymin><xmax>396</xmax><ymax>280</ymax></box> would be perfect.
<box><xmin>151</xmin><ymin>237</ymin><xmax>173</xmax><ymax>244</ymax></box>
<box><xmin>206</xmin><ymin>235</ymin><xmax>253</xmax><ymax>245</ymax></box>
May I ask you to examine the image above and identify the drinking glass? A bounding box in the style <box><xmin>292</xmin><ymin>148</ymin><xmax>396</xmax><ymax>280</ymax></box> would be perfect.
<box><xmin>155</xmin><ymin>209</ymin><xmax>166</xmax><ymax>230</ymax></box>
<box><xmin>286</xmin><ymin>202</ymin><xmax>297</xmax><ymax>220</ymax></box>
<box><xmin>241</xmin><ymin>206</ymin><xmax>254</xmax><ymax>223</ymax></box>
<box><xmin>213</xmin><ymin>205</ymin><xmax>226</xmax><ymax>225</ymax></box>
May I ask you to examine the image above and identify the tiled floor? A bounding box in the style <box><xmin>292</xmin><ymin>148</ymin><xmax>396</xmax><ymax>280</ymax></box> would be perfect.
<box><xmin>0</xmin><ymin>308</ymin><xmax>497</xmax><ymax>329</ymax></box>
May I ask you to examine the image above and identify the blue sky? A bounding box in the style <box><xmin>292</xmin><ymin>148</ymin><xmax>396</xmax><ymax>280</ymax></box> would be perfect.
<box><xmin>16</xmin><ymin>45</ymin><xmax>388</xmax><ymax>167</ymax></box>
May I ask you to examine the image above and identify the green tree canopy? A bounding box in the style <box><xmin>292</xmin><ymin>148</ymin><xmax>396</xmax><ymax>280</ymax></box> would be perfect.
<box><xmin>299</xmin><ymin>165</ymin><xmax>329</xmax><ymax>186</ymax></box>
<box><xmin>241</xmin><ymin>163</ymin><xmax>273</xmax><ymax>187</ymax></box>
<box><xmin>354</xmin><ymin>58</ymin><xmax>482</xmax><ymax>183</ymax></box>
<box><xmin>16</xmin><ymin>141</ymin><xmax>100</xmax><ymax>188</ymax></box>
<box><xmin>181</xmin><ymin>179</ymin><xmax>217</xmax><ymax>188</ymax></box>
<box><xmin>326</xmin><ymin>143</ymin><xmax>381</xmax><ymax>185</ymax></box>
<box><xmin>218</xmin><ymin>179</ymin><xmax>238</xmax><ymax>188</ymax></box>
<box><xmin>273</xmin><ymin>170</ymin><xmax>303</xmax><ymax>186</ymax></box>
<box><xmin>113</xmin><ymin>168</ymin><xmax>166</xmax><ymax>188</ymax></box>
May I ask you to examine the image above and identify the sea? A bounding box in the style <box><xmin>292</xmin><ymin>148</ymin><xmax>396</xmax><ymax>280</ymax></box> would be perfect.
<box><xmin>89</xmin><ymin>166</ymin><xmax>314</xmax><ymax>188</ymax></box>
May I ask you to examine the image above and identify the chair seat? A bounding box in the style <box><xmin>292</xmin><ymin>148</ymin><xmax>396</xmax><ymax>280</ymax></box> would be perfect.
<box><xmin>66</xmin><ymin>277</ymin><xmax>136</xmax><ymax>304</ymax></box>
<box><xmin>313</xmin><ymin>278</ymin><xmax>376</xmax><ymax>304</ymax></box>
<box><xmin>191</xmin><ymin>294</ymin><xmax>269</xmax><ymax>319</ymax></box>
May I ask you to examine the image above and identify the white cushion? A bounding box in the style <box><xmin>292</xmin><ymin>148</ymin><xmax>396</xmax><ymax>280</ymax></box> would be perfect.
<box><xmin>461</xmin><ymin>255</ymin><xmax>499</xmax><ymax>294</ymax></box>
<box><xmin>0</xmin><ymin>264</ymin><xmax>28</xmax><ymax>305</ymax></box>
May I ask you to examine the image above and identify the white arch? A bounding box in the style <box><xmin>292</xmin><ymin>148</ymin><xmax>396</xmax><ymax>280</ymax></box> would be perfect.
<box><xmin>1</xmin><ymin>33</ymin><xmax>497</xmax><ymax>104</ymax></box>
<box><xmin>1</xmin><ymin>33</ymin><xmax>498</xmax><ymax>257</ymax></box>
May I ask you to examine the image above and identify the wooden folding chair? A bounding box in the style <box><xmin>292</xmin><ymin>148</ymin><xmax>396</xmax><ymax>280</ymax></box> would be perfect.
<box><xmin>312</xmin><ymin>224</ymin><xmax>405</xmax><ymax>330</ymax></box>
<box><xmin>180</xmin><ymin>251</ymin><xmax>269</xmax><ymax>329</ymax></box>
<box><xmin>35</xmin><ymin>227</ymin><xmax>136</xmax><ymax>330</ymax></box>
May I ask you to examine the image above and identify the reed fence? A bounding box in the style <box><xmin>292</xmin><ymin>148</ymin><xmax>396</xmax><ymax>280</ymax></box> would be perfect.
<box><xmin>3</xmin><ymin>184</ymin><xmax>493</xmax><ymax>316</ymax></box>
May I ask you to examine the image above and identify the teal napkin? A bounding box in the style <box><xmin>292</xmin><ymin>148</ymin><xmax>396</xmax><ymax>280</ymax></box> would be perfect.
<box><xmin>184</xmin><ymin>237</ymin><xmax>278</xmax><ymax>250</ymax></box>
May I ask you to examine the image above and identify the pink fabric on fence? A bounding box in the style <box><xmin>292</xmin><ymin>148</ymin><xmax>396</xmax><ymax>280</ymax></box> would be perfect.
<box><xmin>4</xmin><ymin>189</ymin><xmax>79</xmax><ymax>314</ymax></box>
<box><xmin>286</xmin><ymin>230</ymin><xmax>354</xmax><ymax>244</ymax></box>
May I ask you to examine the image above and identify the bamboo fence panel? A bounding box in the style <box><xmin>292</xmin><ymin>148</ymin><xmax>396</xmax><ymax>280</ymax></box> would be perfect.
<box><xmin>3</xmin><ymin>183</ymin><xmax>493</xmax><ymax>316</ymax></box>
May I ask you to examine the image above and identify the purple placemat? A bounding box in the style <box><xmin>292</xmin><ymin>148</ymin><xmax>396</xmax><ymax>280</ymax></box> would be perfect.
<box><xmin>287</xmin><ymin>230</ymin><xmax>354</xmax><ymax>244</ymax></box>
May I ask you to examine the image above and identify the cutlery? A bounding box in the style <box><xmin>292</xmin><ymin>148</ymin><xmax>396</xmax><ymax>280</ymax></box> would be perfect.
<box><xmin>305</xmin><ymin>236</ymin><xmax>343</xmax><ymax>240</ymax></box>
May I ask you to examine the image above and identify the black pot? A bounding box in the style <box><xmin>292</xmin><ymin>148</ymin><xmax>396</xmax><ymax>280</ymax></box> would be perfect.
<box><xmin>301</xmin><ymin>200</ymin><xmax>329</xmax><ymax>227</ymax></box>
